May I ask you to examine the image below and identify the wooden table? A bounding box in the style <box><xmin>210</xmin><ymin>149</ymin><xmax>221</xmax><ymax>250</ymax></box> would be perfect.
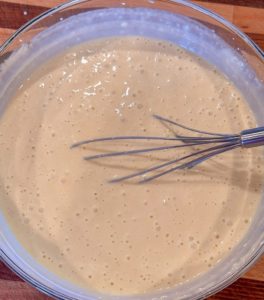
<box><xmin>0</xmin><ymin>0</ymin><xmax>263</xmax><ymax>299</ymax></box>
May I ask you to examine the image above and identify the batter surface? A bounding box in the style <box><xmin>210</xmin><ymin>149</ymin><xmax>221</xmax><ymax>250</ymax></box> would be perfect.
<box><xmin>0</xmin><ymin>37</ymin><xmax>263</xmax><ymax>295</ymax></box>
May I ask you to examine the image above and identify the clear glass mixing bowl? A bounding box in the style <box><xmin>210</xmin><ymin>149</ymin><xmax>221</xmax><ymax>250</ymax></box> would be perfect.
<box><xmin>0</xmin><ymin>1</ymin><xmax>263</xmax><ymax>299</ymax></box>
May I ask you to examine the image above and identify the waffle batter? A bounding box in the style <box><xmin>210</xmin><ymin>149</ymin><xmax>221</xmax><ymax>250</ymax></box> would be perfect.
<box><xmin>0</xmin><ymin>37</ymin><xmax>263</xmax><ymax>295</ymax></box>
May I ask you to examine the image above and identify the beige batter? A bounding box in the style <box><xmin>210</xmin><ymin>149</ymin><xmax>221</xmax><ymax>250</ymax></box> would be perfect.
<box><xmin>0</xmin><ymin>37</ymin><xmax>263</xmax><ymax>295</ymax></box>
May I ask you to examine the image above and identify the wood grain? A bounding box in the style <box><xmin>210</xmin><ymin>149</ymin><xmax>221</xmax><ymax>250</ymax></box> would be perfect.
<box><xmin>2</xmin><ymin>0</ymin><xmax>264</xmax><ymax>9</ymax></box>
<box><xmin>243</xmin><ymin>257</ymin><xmax>264</xmax><ymax>281</ymax></box>
<box><xmin>209</xmin><ymin>278</ymin><xmax>264</xmax><ymax>300</ymax></box>
<box><xmin>194</xmin><ymin>1</ymin><xmax>264</xmax><ymax>35</ymax></box>
<box><xmin>0</xmin><ymin>1</ymin><xmax>47</xmax><ymax>29</ymax></box>
<box><xmin>198</xmin><ymin>0</ymin><xmax>264</xmax><ymax>8</ymax></box>
<box><xmin>1</xmin><ymin>281</ymin><xmax>51</xmax><ymax>300</ymax></box>
<box><xmin>0</xmin><ymin>0</ymin><xmax>61</xmax><ymax>7</ymax></box>
<box><xmin>0</xmin><ymin>0</ymin><xmax>263</xmax><ymax>299</ymax></box>
<box><xmin>233</xmin><ymin>5</ymin><xmax>264</xmax><ymax>34</ymax></box>
<box><xmin>0</xmin><ymin>28</ymin><xmax>15</xmax><ymax>44</ymax></box>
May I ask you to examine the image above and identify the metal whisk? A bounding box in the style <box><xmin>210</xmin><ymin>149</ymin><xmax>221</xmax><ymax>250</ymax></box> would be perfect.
<box><xmin>71</xmin><ymin>115</ymin><xmax>264</xmax><ymax>183</ymax></box>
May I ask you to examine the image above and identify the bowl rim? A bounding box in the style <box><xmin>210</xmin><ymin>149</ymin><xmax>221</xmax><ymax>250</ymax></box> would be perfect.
<box><xmin>0</xmin><ymin>0</ymin><xmax>263</xmax><ymax>60</ymax></box>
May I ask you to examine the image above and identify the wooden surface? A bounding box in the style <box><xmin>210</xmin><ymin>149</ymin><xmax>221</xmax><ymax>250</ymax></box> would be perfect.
<box><xmin>0</xmin><ymin>0</ymin><xmax>263</xmax><ymax>299</ymax></box>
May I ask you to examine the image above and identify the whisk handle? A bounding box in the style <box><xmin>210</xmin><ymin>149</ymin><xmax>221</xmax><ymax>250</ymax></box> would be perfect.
<box><xmin>240</xmin><ymin>127</ymin><xmax>264</xmax><ymax>148</ymax></box>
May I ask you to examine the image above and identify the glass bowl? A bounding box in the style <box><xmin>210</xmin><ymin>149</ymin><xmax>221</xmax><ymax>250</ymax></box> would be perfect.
<box><xmin>0</xmin><ymin>1</ymin><xmax>263</xmax><ymax>299</ymax></box>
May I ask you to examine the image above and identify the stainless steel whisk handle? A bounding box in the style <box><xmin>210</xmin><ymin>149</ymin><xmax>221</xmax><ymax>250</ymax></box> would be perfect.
<box><xmin>240</xmin><ymin>127</ymin><xmax>264</xmax><ymax>148</ymax></box>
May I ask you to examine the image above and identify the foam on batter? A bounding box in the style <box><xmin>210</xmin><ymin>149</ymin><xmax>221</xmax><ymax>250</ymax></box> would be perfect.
<box><xmin>0</xmin><ymin>37</ymin><xmax>263</xmax><ymax>295</ymax></box>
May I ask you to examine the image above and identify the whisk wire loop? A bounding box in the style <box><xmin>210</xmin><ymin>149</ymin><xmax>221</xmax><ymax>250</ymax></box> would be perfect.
<box><xmin>71</xmin><ymin>115</ymin><xmax>264</xmax><ymax>183</ymax></box>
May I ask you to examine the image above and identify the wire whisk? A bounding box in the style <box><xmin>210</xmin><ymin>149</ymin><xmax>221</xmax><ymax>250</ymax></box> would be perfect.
<box><xmin>71</xmin><ymin>115</ymin><xmax>264</xmax><ymax>183</ymax></box>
